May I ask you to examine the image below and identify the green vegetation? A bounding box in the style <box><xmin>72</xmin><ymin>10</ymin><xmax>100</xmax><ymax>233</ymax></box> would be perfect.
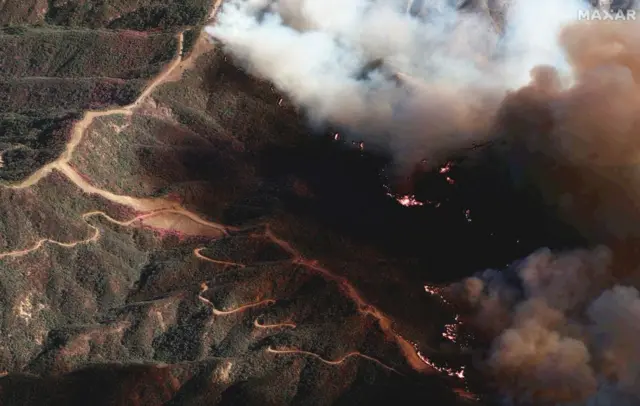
<box><xmin>0</xmin><ymin>0</ymin><xmax>49</xmax><ymax>26</ymax></box>
<box><xmin>182</xmin><ymin>28</ymin><xmax>199</xmax><ymax>57</ymax></box>
<box><xmin>46</xmin><ymin>0</ymin><xmax>209</xmax><ymax>30</ymax></box>
<box><xmin>108</xmin><ymin>2</ymin><xmax>209</xmax><ymax>31</ymax></box>
<box><xmin>0</xmin><ymin>30</ymin><xmax>178</xmax><ymax>79</ymax></box>
<box><xmin>0</xmin><ymin>77</ymin><xmax>145</xmax><ymax>114</ymax></box>
<box><xmin>0</xmin><ymin>112</ymin><xmax>78</xmax><ymax>181</ymax></box>
<box><xmin>2</xmin><ymin>25</ymin><xmax>28</xmax><ymax>35</ymax></box>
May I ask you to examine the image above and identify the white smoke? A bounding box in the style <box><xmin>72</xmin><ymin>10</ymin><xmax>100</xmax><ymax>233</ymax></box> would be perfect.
<box><xmin>449</xmin><ymin>247</ymin><xmax>640</xmax><ymax>405</ymax></box>
<box><xmin>204</xmin><ymin>0</ymin><xmax>588</xmax><ymax>171</ymax></box>
<box><xmin>204</xmin><ymin>5</ymin><xmax>640</xmax><ymax>402</ymax></box>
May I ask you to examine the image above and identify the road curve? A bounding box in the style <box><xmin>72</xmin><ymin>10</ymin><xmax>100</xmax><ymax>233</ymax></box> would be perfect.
<box><xmin>266</xmin><ymin>346</ymin><xmax>402</xmax><ymax>375</ymax></box>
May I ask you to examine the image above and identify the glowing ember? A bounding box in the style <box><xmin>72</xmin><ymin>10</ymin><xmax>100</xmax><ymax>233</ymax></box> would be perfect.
<box><xmin>442</xmin><ymin>322</ymin><xmax>458</xmax><ymax>343</ymax></box>
<box><xmin>464</xmin><ymin>209</ymin><xmax>472</xmax><ymax>222</ymax></box>
<box><xmin>424</xmin><ymin>284</ymin><xmax>451</xmax><ymax>305</ymax></box>
<box><xmin>359</xmin><ymin>141</ymin><xmax>364</xmax><ymax>150</ymax></box>
<box><xmin>420</xmin><ymin>286</ymin><xmax>478</xmax><ymax>401</ymax></box>
<box><xmin>414</xmin><ymin>345</ymin><xmax>466</xmax><ymax>379</ymax></box>
<box><xmin>395</xmin><ymin>194</ymin><xmax>424</xmax><ymax>207</ymax></box>
<box><xmin>446</xmin><ymin>176</ymin><xmax>455</xmax><ymax>185</ymax></box>
<box><xmin>383</xmin><ymin>183</ymin><xmax>427</xmax><ymax>207</ymax></box>
<box><xmin>334</xmin><ymin>133</ymin><xmax>340</xmax><ymax>140</ymax></box>
<box><xmin>422</xmin><ymin>286</ymin><xmax>467</xmax><ymax>378</ymax></box>
<box><xmin>439</xmin><ymin>161</ymin><xmax>453</xmax><ymax>174</ymax></box>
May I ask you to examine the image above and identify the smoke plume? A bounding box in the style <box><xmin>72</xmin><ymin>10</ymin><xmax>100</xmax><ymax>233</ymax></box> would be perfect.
<box><xmin>205</xmin><ymin>4</ymin><xmax>640</xmax><ymax>403</ymax></box>
<box><xmin>204</xmin><ymin>0</ymin><xmax>588</xmax><ymax>172</ymax></box>
<box><xmin>205</xmin><ymin>0</ymin><xmax>640</xmax><ymax>255</ymax></box>
<box><xmin>495</xmin><ymin>18</ymin><xmax>640</xmax><ymax>259</ymax></box>
<box><xmin>450</xmin><ymin>247</ymin><xmax>640</xmax><ymax>405</ymax></box>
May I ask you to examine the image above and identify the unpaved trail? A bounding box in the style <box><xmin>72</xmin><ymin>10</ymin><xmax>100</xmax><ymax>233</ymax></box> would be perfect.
<box><xmin>198</xmin><ymin>282</ymin><xmax>275</xmax><ymax>315</ymax></box>
<box><xmin>0</xmin><ymin>209</ymin><xmax>226</xmax><ymax>260</ymax></box>
<box><xmin>194</xmin><ymin>248</ymin><xmax>246</xmax><ymax>268</ymax></box>
<box><xmin>0</xmin><ymin>5</ymin><xmax>233</xmax><ymax>250</ymax></box>
<box><xmin>165</xmin><ymin>0</ymin><xmax>226</xmax><ymax>82</ymax></box>
<box><xmin>0</xmin><ymin>19</ymin><xmax>231</xmax><ymax>259</ymax></box>
<box><xmin>190</xmin><ymin>225</ymin><xmax>437</xmax><ymax>375</ymax></box>
<box><xmin>266</xmin><ymin>346</ymin><xmax>401</xmax><ymax>374</ymax></box>
<box><xmin>264</xmin><ymin>225</ymin><xmax>435</xmax><ymax>373</ymax></box>
<box><xmin>253</xmin><ymin>318</ymin><xmax>297</xmax><ymax>329</ymax></box>
<box><xmin>0</xmin><ymin>0</ymin><xmax>450</xmax><ymax>387</ymax></box>
<box><xmin>7</xmin><ymin>32</ymin><xmax>185</xmax><ymax>191</ymax></box>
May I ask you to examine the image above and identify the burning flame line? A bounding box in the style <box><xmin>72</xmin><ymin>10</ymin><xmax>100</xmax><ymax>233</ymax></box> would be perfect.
<box><xmin>380</xmin><ymin>161</ymin><xmax>458</xmax><ymax>207</ymax></box>
<box><xmin>422</xmin><ymin>284</ymin><xmax>471</xmax><ymax>382</ymax></box>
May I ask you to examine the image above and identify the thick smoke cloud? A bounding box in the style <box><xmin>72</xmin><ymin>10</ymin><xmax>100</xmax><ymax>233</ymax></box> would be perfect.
<box><xmin>449</xmin><ymin>247</ymin><xmax>640</xmax><ymax>405</ymax></box>
<box><xmin>495</xmin><ymin>19</ymin><xmax>640</xmax><ymax>260</ymax></box>
<box><xmin>204</xmin><ymin>0</ymin><xmax>585</xmax><ymax>173</ymax></box>
<box><xmin>205</xmin><ymin>4</ymin><xmax>640</xmax><ymax>403</ymax></box>
<box><xmin>205</xmin><ymin>0</ymin><xmax>640</xmax><ymax>258</ymax></box>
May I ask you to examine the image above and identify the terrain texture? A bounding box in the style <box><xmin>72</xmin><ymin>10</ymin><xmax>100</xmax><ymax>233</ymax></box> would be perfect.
<box><xmin>0</xmin><ymin>1</ymin><xmax>581</xmax><ymax>405</ymax></box>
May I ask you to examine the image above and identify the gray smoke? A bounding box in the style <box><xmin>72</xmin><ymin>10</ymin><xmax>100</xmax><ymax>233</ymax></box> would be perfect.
<box><xmin>204</xmin><ymin>4</ymin><xmax>640</xmax><ymax>403</ymax></box>
<box><xmin>494</xmin><ymin>19</ymin><xmax>640</xmax><ymax>257</ymax></box>
<box><xmin>205</xmin><ymin>0</ymin><xmax>586</xmax><ymax>172</ymax></box>
<box><xmin>450</xmin><ymin>247</ymin><xmax>640</xmax><ymax>405</ymax></box>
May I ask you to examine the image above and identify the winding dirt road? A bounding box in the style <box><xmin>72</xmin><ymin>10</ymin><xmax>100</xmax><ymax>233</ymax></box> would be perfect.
<box><xmin>266</xmin><ymin>346</ymin><xmax>401</xmax><ymax>375</ymax></box>
<box><xmin>263</xmin><ymin>226</ymin><xmax>435</xmax><ymax>373</ymax></box>
<box><xmin>0</xmin><ymin>0</ymin><xmax>445</xmax><ymax>385</ymax></box>
<box><xmin>194</xmin><ymin>248</ymin><xmax>247</xmax><ymax>268</ymax></box>
<box><xmin>0</xmin><ymin>0</ymin><xmax>230</xmax><ymax>258</ymax></box>
<box><xmin>198</xmin><ymin>282</ymin><xmax>276</xmax><ymax>315</ymax></box>
<box><xmin>253</xmin><ymin>318</ymin><xmax>297</xmax><ymax>329</ymax></box>
<box><xmin>190</xmin><ymin>225</ymin><xmax>437</xmax><ymax>375</ymax></box>
<box><xmin>8</xmin><ymin>32</ymin><xmax>185</xmax><ymax>192</ymax></box>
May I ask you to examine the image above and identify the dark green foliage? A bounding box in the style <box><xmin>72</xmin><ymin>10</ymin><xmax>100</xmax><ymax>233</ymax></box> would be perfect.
<box><xmin>0</xmin><ymin>78</ymin><xmax>145</xmax><ymax>114</ymax></box>
<box><xmin>182</xmin><ymin>28</ymin><xmax>199</xmax><ymax>57</ymax></box>
<box><xmin>45</xmin><ymin>0</ymin><xmax>209</xmax><ymax>30</ymax></box>
<box><xmin>2</xmin><ymin>25</ymin><xmax>27</xmax><ymax>35</ymax></box>
<box><xmin>0</xmin><ymin>112</ymin><xmax>79</xmax><ymax>181</ymax></box>
<box><xmin>108</xmin><ymin>3</ymin><xmax>208</xmax><ymax>31</ymax></box>
<box><xmin>0</xmin><ymin>30</ymin><xmax>178</xmax><ymax>79</ymax></box>
<box><xmin>45</xmin><ymin>0</ymin><xmax>111</xmax><ymax>28</ymax></box>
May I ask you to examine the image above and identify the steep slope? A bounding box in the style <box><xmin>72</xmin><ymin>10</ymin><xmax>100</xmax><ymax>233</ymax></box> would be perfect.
<box><xmin>0</xmin><ymin>1</ymin><xmax>480</xmax><ymax>405</ymax></box>
<box><xmin>0</xmin><ymin>1</ymin><xmax>584</xmax><ymax>405</ymax></box>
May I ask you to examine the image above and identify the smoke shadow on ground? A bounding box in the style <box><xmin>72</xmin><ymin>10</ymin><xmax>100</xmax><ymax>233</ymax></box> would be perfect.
<box><xmin>257</xmin><ymin>135</ymin><xmax>586</xmax><ymax>283</ymax></box>
<box><xmin>136</xmin><ymin>48</ymin><xmax>586</xmax><ymax>284</ymax></box>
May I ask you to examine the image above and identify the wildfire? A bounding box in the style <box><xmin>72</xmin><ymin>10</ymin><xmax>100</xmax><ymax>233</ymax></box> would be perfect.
<box><xmin>414</xmin><ymin>344</ymin><xmax>466</xmax><ymax>379</ymax></box>
<box><xmin>382</xmin><ymin>182</ymin><xmax>426</xmax><ymax>207</ymax></box>
<box><xmin>439</xmin><ymin>161</ymin><xmax>453</xmax><ymax>174</ymax></box>
<box><xmin>424</xmin><ymin>284</ymin><xmax>451</xmax><ymax>305</ymax></box>
<box><xmin>350</xmin><ymin>140</ymin><xmax>365</xmax><ymax>151</ymax></box>
<box><xmin>438</xmin><ymin>161</ymin><xmax>456</xmax><ymax>184</ymax></box>
<box><xmin>394</xmin><ymin>194</ymin><xmax>424</xmax><ymax>207</ymax></box>
<box><xmin>421</xmin><ymin>285</ymin><xmax>468</xmax><ymax>380</ymax></box>
<box><xmin>379</xmin><ymin>160</ymin><xmax>463</xmax><ymax>208</ymax></box>
<box><xmin>464</xmin><ymin>209</ymin><xmax>472</xmax><ymax>222</ymax></box>
<box><xmin>442</xmin><ymin>316</ymin><xmax>460</xmax><ymax>343</ymax></box>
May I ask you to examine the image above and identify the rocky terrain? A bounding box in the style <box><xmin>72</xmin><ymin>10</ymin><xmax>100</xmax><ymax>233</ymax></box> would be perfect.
<box><xmin>0</xmin><ymin>1</ymin><xmax>589</xmax><ymax>405</ymax></box>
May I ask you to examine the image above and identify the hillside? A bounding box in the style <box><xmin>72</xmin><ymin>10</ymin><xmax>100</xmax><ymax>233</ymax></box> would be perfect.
<box><xmin>0</xmin><ymin>1</ymin><xmax>584</xmax><ymax>405</ymax></box>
